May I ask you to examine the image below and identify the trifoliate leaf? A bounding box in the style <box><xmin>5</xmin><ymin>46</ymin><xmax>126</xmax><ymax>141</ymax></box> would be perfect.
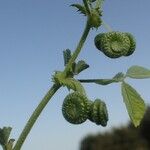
<box><xmin>74</xmin><ymin>60</ymin><xmax>89</xmax><ymax>75</ymax></box>
<box><xmin>63</xmin><ymin>49</ymin><xmax>71</xmax><ymax>66</ymax></box>
<box><xmin>0</xmin><ymin>127</ymin><xmax>12</xmax><ymax>146</ymax></box>
<box><xmin>126</xmin><ymin>65</ymin><xmax>150</xmax><ymax>79</ymax></box>
<box><xmin>71</xmin><ymin>4</ymin><xmax>87</xmax><ymax>15</ymax></box>
<box><xmin>121</xmin><ymin>82</ymin><xmax>146</xmax><ymax>127</ymax></box>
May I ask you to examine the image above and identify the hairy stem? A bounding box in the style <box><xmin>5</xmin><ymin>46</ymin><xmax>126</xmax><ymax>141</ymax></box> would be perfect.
<box><xmin>79</xmin><ymin>79</ymin><xmax>96</xmax><ymax>83</ymax></box>
<box><xmin>78</xmin><ymin>79</ymin><xmax>118</xmax><ymax>85</ymax></box>
<box><xmin>13</xmin><ymin>84</ymin><xmax>61</xmax><ymax>150</ymax></box>
<box><xmin>13</xmin><ymin>17</ymin><xmax>91</xmax><ymax>150</ymax></box>
<box><xmin>63</xmin><ymin>20</ymin><xmax>91</xmax><ymax>76</ymax></box>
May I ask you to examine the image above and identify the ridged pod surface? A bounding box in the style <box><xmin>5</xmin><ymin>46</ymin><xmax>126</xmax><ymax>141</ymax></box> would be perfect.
<box><xmin>94</xmin><ymin>31</ymin><xmax>136</xmax><ymax>58</ymax></box>
<box><xmin>62</xmin><ymin>92</ymin><xmax>90</xmax><ymax>124</ymax></box>
<box><xmin>124</xmin><ymin>32</ymin><xmax>136</xmax><ymax>56</ymax></box>
<box><xmin>88</xmin><ymin>99</ymin><xmax>108</xmax><ymax>126</ymax></box>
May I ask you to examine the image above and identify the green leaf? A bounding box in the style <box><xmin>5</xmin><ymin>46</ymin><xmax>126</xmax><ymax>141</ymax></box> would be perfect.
<box><xmin>0</xmin><ymin>127</ymin><xmax>12</xmax><ymax>146</ymax></box>
<box><xmin>63</xmin><ymin>49</ymin><xmax>71</xmax><ymax>66</ymax></box>
<box><xmin>74</xmin><ymin>60</ymin><xmax>89</xmax><ymax>75</ymax></box>
<box><xmin>126</xmin><ymin>65</ymin><xmax>150</xmax><ymax>79</ymax></box>
<box><xmin>71</xmin><ymin>4</ymin><xmax>87</xmax><ymax>15</ymax></box>
<box><xmin>53</xmin><ymin>71</ymin><xmax>85</xmax><ymax>94</ymax></box>
<box><xmin>61</xmin><ymin>78</ymin><xmax>86</xmax><ymax>95</ymax></box>
<box><xmin>121</xmin><ymin>82</ymin><xmax>146</xmax><ymax>127</ymax></box>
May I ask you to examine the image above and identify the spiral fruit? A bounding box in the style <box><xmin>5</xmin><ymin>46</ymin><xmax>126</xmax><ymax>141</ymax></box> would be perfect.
<box><xmin>94</xmin><ymin>31</ymin><xmax>136</xmax><ymax>58</ymax></box>
<box><xmin>124</xmin><ymin>32</ymin><xmax>136</xmax><ymax>56</ymax></box>
<box><xmin>88</xmin><ymin>99</ymin><xmax>108</xmax><ymax>126</ymax></box>
<box><xmin>62</xmin><ymin>92</ymin><xmax>90</xmax><ymax>124</ymax></box>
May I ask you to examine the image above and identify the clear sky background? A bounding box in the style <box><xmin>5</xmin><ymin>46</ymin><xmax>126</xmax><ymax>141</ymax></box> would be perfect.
<box><xmin>0</xmin><ymin>0</ymin><xmax>150</xmax><ymax>150</ymax></box>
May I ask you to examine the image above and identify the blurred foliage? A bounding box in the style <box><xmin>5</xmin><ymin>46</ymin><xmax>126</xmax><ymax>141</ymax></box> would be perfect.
<box><xmin>80</xmin><ymin>106</ymin><xmax>150</xmax><ymax>150</ymax></box>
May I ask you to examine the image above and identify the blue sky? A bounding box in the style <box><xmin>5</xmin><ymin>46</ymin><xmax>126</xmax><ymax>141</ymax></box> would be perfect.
<box><xmin>0</xmin><ymin>0</ymin><xmax>150</xmax><ymax>150</ymax></box>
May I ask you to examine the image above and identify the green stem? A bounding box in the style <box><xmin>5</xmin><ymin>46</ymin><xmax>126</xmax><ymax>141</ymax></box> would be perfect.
<box><xmin>63</xmin><ymin>20</ymin><xmax>91</xmax><ymax>76</ymax></box>
<box><xmin>78</xmin><ymin>79</ymin><xmax>96</xmax><ymax>83</ymax></box>
<box><xmin>78</xmin><ymin>79</ymin><xmax>120</xmax><ymax>85</ymax></box>
<box><xmin>13</xmin><ymin>16</ymin><xmax>91</xmax><ymax>150</ymax></box>
<box><xmin>13</xmin><ymin>84</ymin><xmax>61</xmax><ymax>150</ymax></box>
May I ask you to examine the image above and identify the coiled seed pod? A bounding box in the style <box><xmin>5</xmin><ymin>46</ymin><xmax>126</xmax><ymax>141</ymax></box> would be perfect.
<box><xmin>94</xmin><ymin>31</ymin><xmax>136</xmax><ymax>58</ymax></box>
<box><xmin>124</xmin><ymin>32</ymin><xmax>136</xmax><ymax>56</ymax></box>
<box><xmin>94</xmin><ymin>33</ymin><xmax>105</xmax><ymax>52</ymax></box>
<box><xmin>88</xmin><ymin>99</ymin><xmax>108</xmax><ymax>126</ymax></box>
<box><xmin>62</xmin><ymin>92</ymin><xmax>90</xmax><ymax>124</ymax></box>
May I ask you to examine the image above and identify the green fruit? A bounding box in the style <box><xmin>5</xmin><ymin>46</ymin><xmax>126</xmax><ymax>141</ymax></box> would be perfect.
<box><xmin>124</xmin><ymin>32</ymin><xmax>136</xmax><ymax>56</ymax></box>
<box><xmin>62</xmin><ymin>92</ymin><xmax>90</xmax><ymax>124</ymax></box>
<box><xmin>94</xmin><ymin>33</ymin><xmax>105</xmax><ymax>52</ymax></box>
<box><xmin>88</xmin><ymin>99</ymin><xmax>108</xmax><ymax>126</ymax></box>
<box><xmin>94</xmin><ymin>31</ymin><xmax>136</xmax><ymax>58</ymax></box>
